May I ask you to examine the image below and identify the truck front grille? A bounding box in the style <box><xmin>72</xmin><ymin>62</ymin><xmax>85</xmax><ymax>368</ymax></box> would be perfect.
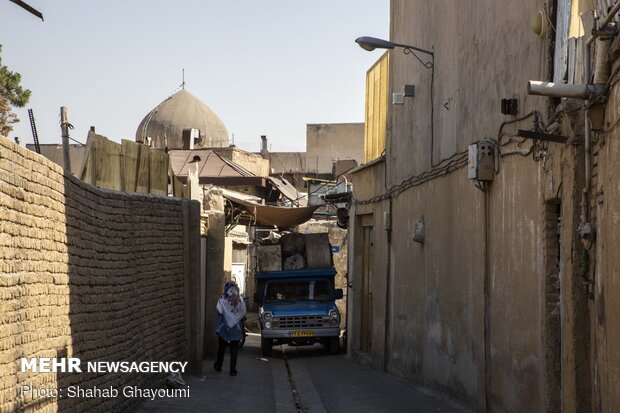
<box><xmin>277</xmin><ymin>315</ymin><xmax>324</xmax><ymax>329</ymax></box>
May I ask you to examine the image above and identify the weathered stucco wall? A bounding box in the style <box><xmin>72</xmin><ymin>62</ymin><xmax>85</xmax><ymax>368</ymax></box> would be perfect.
<box><xmin>351</xmin><ymin>1</ymin><xmax>620</xmax><ymax>412</ymax></box>
<box><xmin>348</xmin><ymin>0</ymin><xmax>566</xmax><ymax>411</ymax></box>
<box><xmin>306</xmin><ymin>123</ymin><xmax>364</xmax><ymax>174</ymax></box>
<box><xmin>0</xmin><ymin>136</ymin><xmax>199</xmax><ymax>412</ymax></box>
<box><xmin>267</xmin><ymin>152</ymin><xmax>306</xmax><ymax>174</ymax></box>
<box><xmin>349</xmin><ymin>160</ymin><xmax>389</xmax><ymax>369</ymax></box>
<box><xmin>388</xmin><ymin>0</ymin><xmax>547</xmax><ymax>182</ymax></box>
<box><xmin>387</xmin><ymin>169</ymin><xmax>487</xmax><ymax>403</ymax></box>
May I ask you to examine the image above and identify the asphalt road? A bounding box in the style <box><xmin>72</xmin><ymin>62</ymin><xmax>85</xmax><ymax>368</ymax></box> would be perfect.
<box><xmin>137</xmin><ymin>334</ymin><xmax>472</xmax><ymax>413</ymax></box>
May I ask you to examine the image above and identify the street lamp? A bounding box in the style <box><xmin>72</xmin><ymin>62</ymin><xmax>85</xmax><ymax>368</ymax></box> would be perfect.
<box><xmin>356</xmin><ymin>36</ymin><xmax>436</xmax><ymax>165</ymax></box>
<box><xmin>355</xmin><ymin>36</ymin><xmax>433</xmax><ymax>69</ymax></box>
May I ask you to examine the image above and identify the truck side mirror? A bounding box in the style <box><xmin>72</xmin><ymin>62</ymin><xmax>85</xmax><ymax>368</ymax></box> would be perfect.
<box><xmin>334</xmin><ymin>288</ymin><xmax>344</xmax><ymax>299</ymax></box>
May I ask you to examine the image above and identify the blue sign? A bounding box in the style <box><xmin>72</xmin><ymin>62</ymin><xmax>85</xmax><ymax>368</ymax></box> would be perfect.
<box><xmin>331</xmin><ymin>245</ymin><xmax>341</xmax><ymax>254</ymax></box>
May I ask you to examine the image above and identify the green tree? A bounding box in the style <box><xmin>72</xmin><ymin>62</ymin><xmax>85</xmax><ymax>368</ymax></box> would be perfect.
<box><xmin>0</xmin><ymin>44</ymin><xmax>31</xmax><ymax>136</ymax></box>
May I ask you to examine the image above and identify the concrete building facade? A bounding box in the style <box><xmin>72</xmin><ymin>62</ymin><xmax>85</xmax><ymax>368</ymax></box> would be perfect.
<box><xmin>306</xmin><ymin>123</ymin><xmax>364</xmax><ymax>174</ymax></box>
<box><xmin>348</xmin><ymin>1</ymin><xmax>620</xmax><ymax>412</ymax></box>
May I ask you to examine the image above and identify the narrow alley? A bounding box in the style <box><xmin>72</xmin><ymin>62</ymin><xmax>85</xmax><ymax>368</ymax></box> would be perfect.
<box><xmin>5</xmin><ymin>1</ymin><xmax>620</xmax><ymax>412</ymax></box>
<box><xmin>138</xmin><ymin>335</ymin><xmax>471</xmax><ymax>413</ymax></box>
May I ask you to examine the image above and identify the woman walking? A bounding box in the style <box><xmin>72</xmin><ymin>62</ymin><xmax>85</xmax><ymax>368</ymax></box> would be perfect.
<box><xmin>214</xmin><ymin>282</ymin><xmax>246</xmax><ymax>376</ymax></box>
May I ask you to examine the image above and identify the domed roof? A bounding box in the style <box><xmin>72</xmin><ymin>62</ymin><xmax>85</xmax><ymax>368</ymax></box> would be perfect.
<box><xmin>135</xmin><ymin>89</ymin><xmax>228</xmax><ymax>149</ymax></box>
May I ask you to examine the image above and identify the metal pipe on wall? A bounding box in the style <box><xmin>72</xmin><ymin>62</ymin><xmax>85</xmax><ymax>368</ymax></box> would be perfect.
<box><xmin>483</xmin><ymin>183</ymin><xmax>491</xmax><ymax>413</ymax></box>
<box><xmin>527</xmin><ymin>81</ymin><xmax>604</xmax><ymax>99</ymax></box>
<box><xmin>383</xmin><ymin>197</ymin><xmax>392</xmax><ymax>372</ymax></box>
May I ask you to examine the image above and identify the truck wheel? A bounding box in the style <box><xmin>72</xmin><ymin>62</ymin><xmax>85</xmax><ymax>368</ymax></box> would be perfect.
<box><xmin>328</xmin><ymin>337</ymin><xmax>341</xmax><ymax>355</ymax></box>
<box><xmin>261</xmin><ymin>338</ymin><xmax>273</xmax><ymax>357</ymax></box>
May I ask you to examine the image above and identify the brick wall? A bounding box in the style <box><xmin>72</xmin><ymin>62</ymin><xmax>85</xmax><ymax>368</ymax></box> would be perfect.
<box><xmin>0</xmin><ymin>136</ymin><xmax>195</xmax><ymax>412</ymax></box>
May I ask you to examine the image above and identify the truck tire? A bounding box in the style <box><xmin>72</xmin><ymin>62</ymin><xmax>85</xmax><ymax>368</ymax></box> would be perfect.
<box><xmin>261</xmin><ymin>338</ymin><xmax>273</xmax><ymax>357</ymax></box>
<box><xmin>328</xmin><ymin>337</ymin><xmax>341</xmax><ymax>355</ymax></box>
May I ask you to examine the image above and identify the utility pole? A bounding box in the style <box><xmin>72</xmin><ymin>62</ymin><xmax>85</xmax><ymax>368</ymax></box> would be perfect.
<box><xmin>60</xmin><ymin>107</ymin><xmax>72</xmax><ymax>171</ymax></box>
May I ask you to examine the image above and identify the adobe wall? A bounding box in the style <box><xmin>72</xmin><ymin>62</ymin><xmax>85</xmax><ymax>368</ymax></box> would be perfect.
<box><xmin>0</xmin><ymin>136</ymin><xmax>199</xmax><ymax>412</ymax></box>
<box><xmin>591</xmin><ymin>55</ymin><xmax>620</xmax><ymax>412</ymax></box>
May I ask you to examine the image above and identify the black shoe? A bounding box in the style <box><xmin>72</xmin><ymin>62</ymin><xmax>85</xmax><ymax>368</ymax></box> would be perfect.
<box><xmin>213</xmin><ymin>363</ymin><xmax>222</xmax><ymax>372</ymax></box>
<box><xmin>230</xmin><ymin>370</ymin><xmax>237</xmax><ymax>376</ymax></box>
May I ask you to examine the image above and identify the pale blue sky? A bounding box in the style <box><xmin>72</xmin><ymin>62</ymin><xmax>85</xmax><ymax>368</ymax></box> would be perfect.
<box><xmin>0</xmin><ymin>0</ymin><xmax>389</xmax><ymax>152</ymax></box>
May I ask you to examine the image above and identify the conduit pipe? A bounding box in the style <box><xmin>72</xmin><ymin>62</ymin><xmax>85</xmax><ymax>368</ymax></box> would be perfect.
<box><xmin>527</xmin><ymin>81</ymin><xmax>604</xmax><ymax>99</ymax></box>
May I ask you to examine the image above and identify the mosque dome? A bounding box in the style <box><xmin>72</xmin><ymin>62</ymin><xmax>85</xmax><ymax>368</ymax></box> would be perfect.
<box><xmin>135</xmin><ymin>89</ymin><xmax>229</xmax><ymax>149</ymax></box>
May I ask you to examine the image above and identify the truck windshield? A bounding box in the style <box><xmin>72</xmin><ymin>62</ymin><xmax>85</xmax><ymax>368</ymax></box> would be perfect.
<box><xmin>265</xmin><ymin>280</ymin><xmax>331</xmax><ymax>303</ymax></box>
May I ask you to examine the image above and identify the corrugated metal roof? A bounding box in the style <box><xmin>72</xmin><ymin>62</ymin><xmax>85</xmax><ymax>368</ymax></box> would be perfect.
<box><xmin>267</xmin><ymin>176</ymin><xmax>304</xmax><ymax>205</ymax></box>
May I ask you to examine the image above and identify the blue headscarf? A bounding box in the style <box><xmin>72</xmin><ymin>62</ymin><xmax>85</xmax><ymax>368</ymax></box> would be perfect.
<box><xmin>223</xmin><ymin>281</ymin><xmax>239</xmax><ymax>297</ymax></box>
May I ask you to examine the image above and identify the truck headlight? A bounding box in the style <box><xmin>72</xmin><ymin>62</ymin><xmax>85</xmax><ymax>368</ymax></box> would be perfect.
<box><xmin>328</xmin><ymin>309</ymin><xmax>339</xmax><ymax>327</ymax></box>
<box><xmin>262</xmin><ymin>311</ymin><xmax>273</xmax><ymax>328</ymax></box>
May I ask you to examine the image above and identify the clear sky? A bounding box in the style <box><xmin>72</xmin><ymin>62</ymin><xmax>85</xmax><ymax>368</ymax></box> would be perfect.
<box><xmin>0</xmin><ymin>0</ymin><xmax>389</xmax><ymax>153</ymax></box>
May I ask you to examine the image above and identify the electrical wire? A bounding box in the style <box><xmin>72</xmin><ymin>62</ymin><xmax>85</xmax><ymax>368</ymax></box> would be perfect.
<box><xmin>355</xmin><ymin>150</ymin><xmax>468</xmax><ymax>205</ymax></box>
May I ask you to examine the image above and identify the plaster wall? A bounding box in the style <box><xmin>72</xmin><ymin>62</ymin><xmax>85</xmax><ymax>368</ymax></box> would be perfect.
<box><xmin>387</xmin><ymin>169</ymin><xmax>486</xmax><ymax>406</ymax></box>
<box><xmin>347</xmin><ymin>1</ymin><xmax>562</xmax><ymax>410</ymax></box>
<box><xmin>306</xmin><ymin>123</ymin><xmax>364</xmax><ymax>174</ymax></box>
<box><xmin>388</xmin><ymin>0</ymin><xmax>547</xmax><ymax>183</ymax></box>
<box><xmin>268</xmin><ymin>152</ymin><xmax>306</xmax><ymax>174</ymax></box>
<box><xmin>349</xmin><ymin>161</ymin><xmax>389</xmax><ymax>369</ymax></box>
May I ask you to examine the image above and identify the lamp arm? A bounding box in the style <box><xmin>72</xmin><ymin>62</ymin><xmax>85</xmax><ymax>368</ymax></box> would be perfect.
<box><xmin>402</xmin><ymin>48</ymin><xmax>434</xmax><ymax>69</ymax></box>
<box><xmin>393</xmin><ymin>42</ymin><xmax>433</xmax><ymax>56</ymax></box>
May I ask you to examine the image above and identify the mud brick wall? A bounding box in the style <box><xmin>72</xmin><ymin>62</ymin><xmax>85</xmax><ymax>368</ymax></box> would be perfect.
<box><xmin>0</xmin><ymin>136</ymin><xmax>192</xmax><ymax>413</ymax></box>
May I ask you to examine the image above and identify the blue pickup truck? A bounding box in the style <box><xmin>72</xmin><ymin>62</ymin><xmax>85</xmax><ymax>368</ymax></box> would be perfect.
<box><xmin>255</xmin><ymin>268</ymin><xmax>343</xmax><ymax>356</ymax></box>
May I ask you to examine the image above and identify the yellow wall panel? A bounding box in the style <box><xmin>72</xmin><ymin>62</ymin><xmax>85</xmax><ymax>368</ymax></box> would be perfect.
<box><xmin>364</xmin><ymin>52</ymin><xmax>389</xmax><ymax>163</ymax></box>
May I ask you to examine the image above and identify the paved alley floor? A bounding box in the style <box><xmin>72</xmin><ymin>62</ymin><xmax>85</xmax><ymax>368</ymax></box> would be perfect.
<box><xmin>137</xmin><ymin>335</ymin><xmax>472</xmax><ymax>413</ymax></box>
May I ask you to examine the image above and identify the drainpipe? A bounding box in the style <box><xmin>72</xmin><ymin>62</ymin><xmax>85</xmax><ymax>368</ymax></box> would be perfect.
<box><xmin>483</xmin><ymin>183</ymin><xmax>491</xmax><ymax>413</ymax></box>
<box><xmin>383</xmin><ymin>197</ymin><xmax>393</xmax><ymax>372</ymax></box>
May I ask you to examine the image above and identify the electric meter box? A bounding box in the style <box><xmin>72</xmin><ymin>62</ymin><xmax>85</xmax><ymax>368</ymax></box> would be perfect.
<box><xmin>468</xmin><ymin>140</ymin><xmax>495</xmax><ymax>181</ymax></box>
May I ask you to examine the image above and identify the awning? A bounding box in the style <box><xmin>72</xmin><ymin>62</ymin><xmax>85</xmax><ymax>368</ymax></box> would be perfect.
<box><xmin>228</xmin><ymin>198</ymin><xmax>318</xmax><ymax>227</ymax></box>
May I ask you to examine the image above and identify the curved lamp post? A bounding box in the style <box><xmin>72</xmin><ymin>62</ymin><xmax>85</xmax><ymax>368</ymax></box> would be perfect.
<box><xmin>355</xmin><ymin>36</ymin><xmax>436</xmax><ymax>165</ymax></box>
<box><xmin>355</xmin><ymin>36</ymin><xmax>433</xmax><ymax>69</ymax></box>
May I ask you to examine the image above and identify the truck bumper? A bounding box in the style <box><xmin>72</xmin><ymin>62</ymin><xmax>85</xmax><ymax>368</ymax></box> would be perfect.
<box><xmin>262</xmin><ymin>327</ymin><xmax>340</xmax><ymax>339</ymax></box>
